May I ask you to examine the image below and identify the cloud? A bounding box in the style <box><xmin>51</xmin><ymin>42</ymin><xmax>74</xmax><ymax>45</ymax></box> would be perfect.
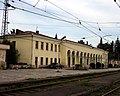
<box><xmin>0</xmin><ymin>0</ymin><xmax>120</xmax><ymax>46</ymax></box>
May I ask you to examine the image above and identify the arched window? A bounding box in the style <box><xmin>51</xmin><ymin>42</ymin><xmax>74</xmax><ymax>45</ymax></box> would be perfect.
<box><xmin>72</xmin><ymin>51</ymin><xmax>75</xmax><ymax>65</ymax></box>
<box><xmin>67</xmin><ymin>50</ymin><xmax>71</xmax><ymax>67</ymax></box>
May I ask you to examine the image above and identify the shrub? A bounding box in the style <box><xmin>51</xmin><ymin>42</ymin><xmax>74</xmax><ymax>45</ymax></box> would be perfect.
<box><xmin>90</xmin><ymin>63</ymin><xmax>95</xmax><ymax>69</ymax></box>
<box><xmin>96</xmin><ymin>62</ymin><xmax>101</xmax><ymax>69</ymax></box>
<box><xmin>108</xmin><ymin>64</ymin><xmax>113</xmax><ymax>68</ymax></box>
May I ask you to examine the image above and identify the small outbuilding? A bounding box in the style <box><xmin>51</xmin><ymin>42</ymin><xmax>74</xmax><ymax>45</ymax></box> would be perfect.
<box><xmin>0</xmin><ymin>44</ymin><xmax>10</xmax><ymax>69</ymax></box>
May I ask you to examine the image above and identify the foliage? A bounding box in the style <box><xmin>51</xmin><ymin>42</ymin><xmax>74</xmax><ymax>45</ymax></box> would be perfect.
<box><xmin>0</xmin><ymin>39</ymin><xmax>20</xmax><ymax>68</ymax></box>
<box><xmin>96</xmin><ymin>62</ymin><xmax>101</xmax><ymax>69</ymax></box>
<box><xmin>73</xmin><ymin>64</ymin><xmax>82</xmax><ymax>70</ymax></box>
<box><xmin>108</xmin><ymin>64</ymin><xmax>113</xmax><ymax>68</ymax></box>
<box><xmin>90</xmin><ymin>63</ymin><xmax>95</xmax><ymax>69</ymax></box>
<box><xmin>97</xmin><ymin>37</ymin><xmax>120</xmax><ymax>61</ymax></box>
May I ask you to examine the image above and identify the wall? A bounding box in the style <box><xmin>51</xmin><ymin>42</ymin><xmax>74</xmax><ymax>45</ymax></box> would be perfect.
<box><xmin>6</xmin><ymin>32</ymin><xmax>108</xmax><ymax>68</ymax></box>
<box><xmin>0</xmin><ymin>44</ymin><xmax>10</xmax><ymax>69</ymax></box>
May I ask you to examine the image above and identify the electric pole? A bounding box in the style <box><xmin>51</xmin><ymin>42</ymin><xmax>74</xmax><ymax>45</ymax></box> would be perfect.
<box><xmin>1</xmin><ymin>0</ymin><xmax>9</xmax><ymax>39</ymax></box>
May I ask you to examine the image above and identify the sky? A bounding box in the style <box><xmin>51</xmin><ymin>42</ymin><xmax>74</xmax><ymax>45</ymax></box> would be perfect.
<box><xmin>0</xmin><ymin>0</ymin><xmax>120</xmax><ymax>47</ymax></box>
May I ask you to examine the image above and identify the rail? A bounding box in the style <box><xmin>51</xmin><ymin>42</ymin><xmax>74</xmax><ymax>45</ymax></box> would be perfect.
<box><xmin>102</xmin><ymin>86</ymin><xmax>120</xmax><ymax>96</ymax></box>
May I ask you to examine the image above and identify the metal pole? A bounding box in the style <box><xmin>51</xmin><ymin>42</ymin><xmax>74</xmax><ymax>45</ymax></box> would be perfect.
<box><xmin>1</xmin><ymin>0</ymin><xmax>9</xmax><ymax>38</ymax></box>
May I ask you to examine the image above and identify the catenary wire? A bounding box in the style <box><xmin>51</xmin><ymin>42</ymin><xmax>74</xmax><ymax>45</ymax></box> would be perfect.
<box><xmin>46</xmin><ymin>0</ymin><xmax>109</xmax><ymax>37</ymax></box>
<box><xmin>16</xmin><ymin>0</ymin><xmax>78</xmax><ymax>22</ymax></box>
<box><xmin>13</xmin><ymin>0</ymin><xmax>111</xmax><ymax>38</ymax></box>
<box><xmin>6</xmin><ymin>3</ymin><xmax>78</xmax><ymax>25</ymax></box>
<box><xmin>34</xmin><ymin>0</ymin><xmax>41</xmax><ymax>7</ymax></box>
<box><xmin>15</xmin><ymin>0</ymin><xmax>65</xmax><ymax>21</ymax></box>
<box><xmin>20</xmin><ymin>0</ymin><xmax>108</xmax><ymax>40</ymax></box>
<box><xmin>1</xmin><ymin>0</ymin><xmax>112</xmax><ymax>42</ymax></box>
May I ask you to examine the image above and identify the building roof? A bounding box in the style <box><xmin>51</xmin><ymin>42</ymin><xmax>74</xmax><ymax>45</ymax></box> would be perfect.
<box><xmin>1</xmin><ymin>29</ymin><xmax>107</xmax><ymax>52</ymax></box>
<box><xmin>1</xmin><ymin>29</ymin><xmax>58</xmax><ymax>41</ymax></box>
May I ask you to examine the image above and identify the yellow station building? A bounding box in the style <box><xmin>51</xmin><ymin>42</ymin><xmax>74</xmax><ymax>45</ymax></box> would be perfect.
<box><xmin>5</xmin><ymin>29</ymin><xmax>108</xmax><ymax>68</ymax></box>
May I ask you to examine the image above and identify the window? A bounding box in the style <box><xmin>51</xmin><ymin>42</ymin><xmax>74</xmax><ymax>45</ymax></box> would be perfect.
<box><xmin>55</xmin><ymin>44</ymin><xmax>57</xmax><ymax>52</ymax></box>
<box><xmin>58</xmin><ymin>45</ymin><xmax>60</xmax><ymax>52</ymax></box>
<box><xmin>46</xmin><ymin>58</ymin><xmax>48</xmax><ymax>65</ymax></box>
<box><xmin>40</xmin><ymin>57</ymin><xmax>43</xmax><ymax>65</ymax></box>
<box><xmin>46</xmin><ymin>43</ymin><xmax>48</xmax><ymax>50</ymax></box>
<box><xmin>59</xmin><ymin>58</ymin><xmax>60</xmax><ymax>63</ymax></box>
<box><xmin>35</xmin><ymin>57</ymin><xmax>38</xmax><ymax>65</ymax></box>
<box><xmin>51</xmin><ymin>44</ymin><xmax>53</xmax><ymax>51</ymax></box>
<box><xmin>41</xmin><ymin>42</ymin><xmax>44</xmax><ymax>50</ymax></box>
<box><xmin>50</xmin><ymin>58</ymin><xmax>53</xmax><ymax>64</ymax></box>
<box><xmin>54</xmin><ymin>58</ymin><xmax>57</xmax><ymax>63</ymax></box>
<box><xmin>35</xmin><ymin>41</ymin><xmax>38</xmax><ymax>49</ymax></box>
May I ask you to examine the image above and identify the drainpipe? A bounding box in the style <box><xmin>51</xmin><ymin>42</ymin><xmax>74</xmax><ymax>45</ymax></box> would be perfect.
<box><xmin>31</xmin><ymin>33</ymin><xmax>33</xmax><ymax>68</ymax></box>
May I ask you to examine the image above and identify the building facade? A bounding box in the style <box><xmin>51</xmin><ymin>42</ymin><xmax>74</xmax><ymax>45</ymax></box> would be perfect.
<box><xmin>0</xmin><ymin>44</ymin><xmax>10</xmax><ymax>69</ymax></box>
<box><xmin>5</xmin><ymin>29</ymin><xmax>108</xmax><ymax>68</ymax></box>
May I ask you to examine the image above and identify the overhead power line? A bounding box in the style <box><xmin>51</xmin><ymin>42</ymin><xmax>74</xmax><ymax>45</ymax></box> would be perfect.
<box><xmin>5</xmin><ymin>2</ymin><xmax>78</xmax><ymax>25</ymax></box>
<box><xmin>114</xmin><ymin>0</ymin><xmax>120</xmax><ymax>8</ymax></box>
<box><xmin>45</xmin><ymin>0</ymin><xmax>108</xmax><ymax>36</ymax></box>
<box><xmin>1</xmin><ymin>0</ymin><xmax>112</xmax><ymax>42</ymax></box>
<box><xmin>16</xmin><ymin>0</ymin><xmax>113</xmax><ymax>37</ymax></box>
<box><xmin>17</xmin><ymin>0</ymin><xmax>78</xmax><ymax>22</ymax></box>
<box><xmin>34</xmin><ymin>0</ymin><xmax>41</xmax><ymax>7</ymax></box>
<box><xmin>16</xmin><ymin>0</ymin><xmax>63</xmax><ymax>20</ymax></box>
<box><xmin>45</xmin><ymin>0</ymin><xmax>79</xmax><ymax>20</ymax></box>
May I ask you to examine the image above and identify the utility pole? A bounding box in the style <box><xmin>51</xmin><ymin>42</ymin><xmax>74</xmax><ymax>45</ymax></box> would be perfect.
<box><xmin>1</xmin><ymin>0</ymin><xmax>9</xmax><ymax>39</ymax></box>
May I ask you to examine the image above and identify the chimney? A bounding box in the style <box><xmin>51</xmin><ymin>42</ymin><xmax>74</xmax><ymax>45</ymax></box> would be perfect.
<box><xmin>36</xmin><ymin>30</ymin><xmax>39</xmax><ymax>34</ymax></box>
<box><xmin>16</xmin><ymin>29</ymin><xmax>24</xmax><ymax>35</ymax></box>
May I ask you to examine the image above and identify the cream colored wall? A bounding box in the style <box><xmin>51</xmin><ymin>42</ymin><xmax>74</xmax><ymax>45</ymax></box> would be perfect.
<box><xmin>7</xmin><ymin>34</ymin><xmax>108</xmax><ymax>68</ymax></box>
<box><xmin>8</xmin><ymin>36</ymin><xmax>32</xmax><ymax>64</ymax></box>
<box><xmin>0</xmin><ymin>44</ymin><xmax>10</xmax><ymax>68</ymax></box>
<box><xmin>32</xmin><ymin>35</ymin><xmax>60</xmax><ymax>67</ymax></box>
<box><xmin>60</xmin><ymin>43</ymin><xmax>67</xmax><ymax>65</ymax></box>
<box><xmin>61</xmin><ymin>41</ymin><xmax>108</xmax><ymax>67</ymax></box>
<box><xmin>0</xmin><ymin>50</ymin><xmax>6</xmax><ymax>62</ymax></box>
<box><xmin>8</xmin><ymin>35</ymin><xmax>60</xmax><ymax>67</ymax></box>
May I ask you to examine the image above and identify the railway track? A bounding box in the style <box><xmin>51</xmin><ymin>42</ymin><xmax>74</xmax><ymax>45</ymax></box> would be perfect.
<box><xmin>84</xmin><ymin>76</ymin><xmax>120</xmax><ymax>96</ymax></box>
<box><xmin>0</xmin><ymin>70</ymin><xmax>120</xmax><ymax>96</ymax></box>
<box><xmin>102</xmin><ymin>86</ymin><xmax>120</xmax><ymax>96</ymax></box>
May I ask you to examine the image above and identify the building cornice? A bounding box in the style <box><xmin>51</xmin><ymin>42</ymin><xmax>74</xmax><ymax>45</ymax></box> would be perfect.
<box><xmin>63</xmin><ymin>39</ymin><xmax>108</xmax><ymax>53</ymax></box>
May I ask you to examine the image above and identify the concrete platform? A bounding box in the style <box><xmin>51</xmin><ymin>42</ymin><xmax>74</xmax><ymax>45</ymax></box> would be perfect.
<box><xmin>0</xmin><ymin>68</ymin><xmax>120</xmax><ymax>83</ymax></box>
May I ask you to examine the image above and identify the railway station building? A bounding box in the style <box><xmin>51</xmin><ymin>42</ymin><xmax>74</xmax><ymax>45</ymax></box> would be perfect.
<box><xmin>0</xmin><ymin>44</ymin><xmax>10</xmax><ymax>69</ymax></box>
<box><xmin>3</xmin><ymin>29</ymin><xmax>108</xmax><ymax>68</ymax></box>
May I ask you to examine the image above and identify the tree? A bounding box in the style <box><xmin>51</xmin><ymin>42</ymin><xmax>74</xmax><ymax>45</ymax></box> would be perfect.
<box><xmin>0</xmin><ymin>39</ymin><xmax>20</xmax><ymax>68</ymax></box>
<box><xmin>97</xmin><ymin>37</ymin><xmax>120</xmax><ymax>62</ymax></box>
<box><xmin>114</xmin><ymin>37</ymin><xmax>120</xmax><ymax>60</ymax></box>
